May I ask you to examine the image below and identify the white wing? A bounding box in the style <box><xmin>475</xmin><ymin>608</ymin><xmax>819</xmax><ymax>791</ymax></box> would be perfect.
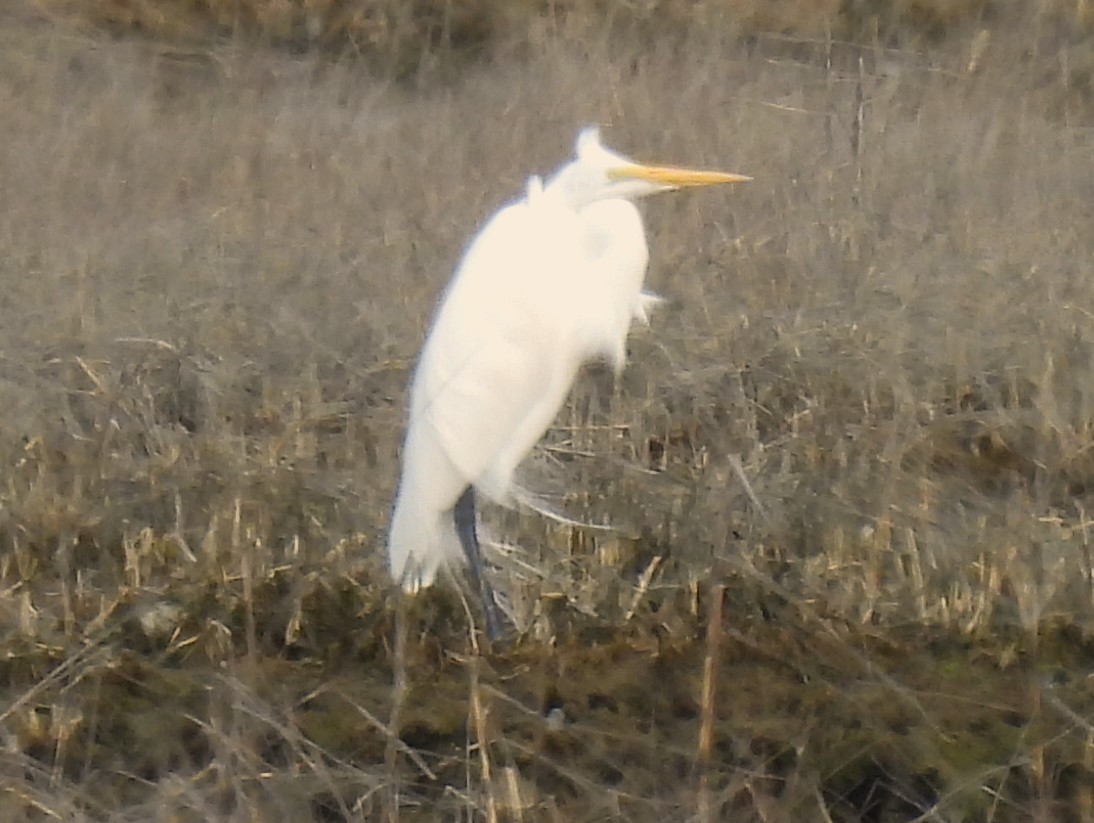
<box><xmin>411</xmin><ymin>196</ymin><xmax>587</xmax><ymax>499</ymax></box>
<box><xmin>390</xmin><ymin>195</ymin><xmax>581</xmax><ymax>586</ymax></box>
<box><xmin>389</xmin><ymin>191</ymin><xmax>651</xmax><ymax>588</ymax></box>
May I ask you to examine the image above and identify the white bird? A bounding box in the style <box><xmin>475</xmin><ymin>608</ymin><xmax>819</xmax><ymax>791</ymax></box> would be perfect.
<box><xmin>388</xmin><ymin>127</ymin><xmax>750</xmax><ymax>637</ymax></box>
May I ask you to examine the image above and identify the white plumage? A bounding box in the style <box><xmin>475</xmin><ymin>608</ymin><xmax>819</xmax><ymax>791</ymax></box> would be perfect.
<box><xmin>387</xmin><ymin>127</ymin><xmax>749</xmax><ymax>614</ymax></box>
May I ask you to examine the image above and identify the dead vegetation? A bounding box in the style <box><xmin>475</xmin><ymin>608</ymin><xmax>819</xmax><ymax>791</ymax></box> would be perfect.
<box><xmin>1</xmin><ymin>0</ymin><xmax>1094</xmax><ymax>819</ymax></box>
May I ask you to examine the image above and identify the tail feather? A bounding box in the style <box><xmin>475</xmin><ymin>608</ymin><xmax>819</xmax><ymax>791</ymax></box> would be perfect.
<box><xmin>387</xmin><ymin>490</ymin><xmax>465</xmax><ymax>592</ymax></box>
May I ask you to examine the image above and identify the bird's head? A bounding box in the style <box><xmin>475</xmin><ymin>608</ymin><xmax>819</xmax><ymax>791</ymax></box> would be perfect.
<box><xmin>546</xmin><ymin>126</ymin><xmax>751</xmax><ymax>207</ymax></box>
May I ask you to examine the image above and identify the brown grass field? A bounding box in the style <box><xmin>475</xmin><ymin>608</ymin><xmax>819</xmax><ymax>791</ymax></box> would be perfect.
<box><xmin>2</xmin><ymin>1</ymin><xmax>1094</xmax><ymax>820</ymax></box>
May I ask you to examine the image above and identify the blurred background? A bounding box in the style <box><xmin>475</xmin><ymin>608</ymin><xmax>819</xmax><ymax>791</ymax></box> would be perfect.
<box><xmin>1</xmin><ymin>1</ymin><xmax>1093</xmax><ymax>819</ymax></box>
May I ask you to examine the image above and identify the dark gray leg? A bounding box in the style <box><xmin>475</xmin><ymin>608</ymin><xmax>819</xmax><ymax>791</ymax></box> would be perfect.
<box><xmin>453</xmin><ymin>486</ymin><xmax>504</xmax><ymax>641</ymax></box>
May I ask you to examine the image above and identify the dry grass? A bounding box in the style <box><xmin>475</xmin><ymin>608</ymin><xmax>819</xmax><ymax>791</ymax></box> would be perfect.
<box><xmin>2</xmin><ymin>1</ymin><xmax>1094</xmax><ymax>820</ymax></box>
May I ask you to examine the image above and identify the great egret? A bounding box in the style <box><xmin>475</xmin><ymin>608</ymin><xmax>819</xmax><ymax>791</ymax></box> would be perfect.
<box><xmin>388</xmin><ymin>127</ymin><xmax>749</xmax><ymax>637</ymax></box>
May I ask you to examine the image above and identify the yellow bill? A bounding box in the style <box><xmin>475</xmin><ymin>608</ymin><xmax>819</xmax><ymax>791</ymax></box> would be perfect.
<box><xmin>609</xmin><ymin>163</ymin><xmax>752</xmax><ymax>188</ymax></box>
